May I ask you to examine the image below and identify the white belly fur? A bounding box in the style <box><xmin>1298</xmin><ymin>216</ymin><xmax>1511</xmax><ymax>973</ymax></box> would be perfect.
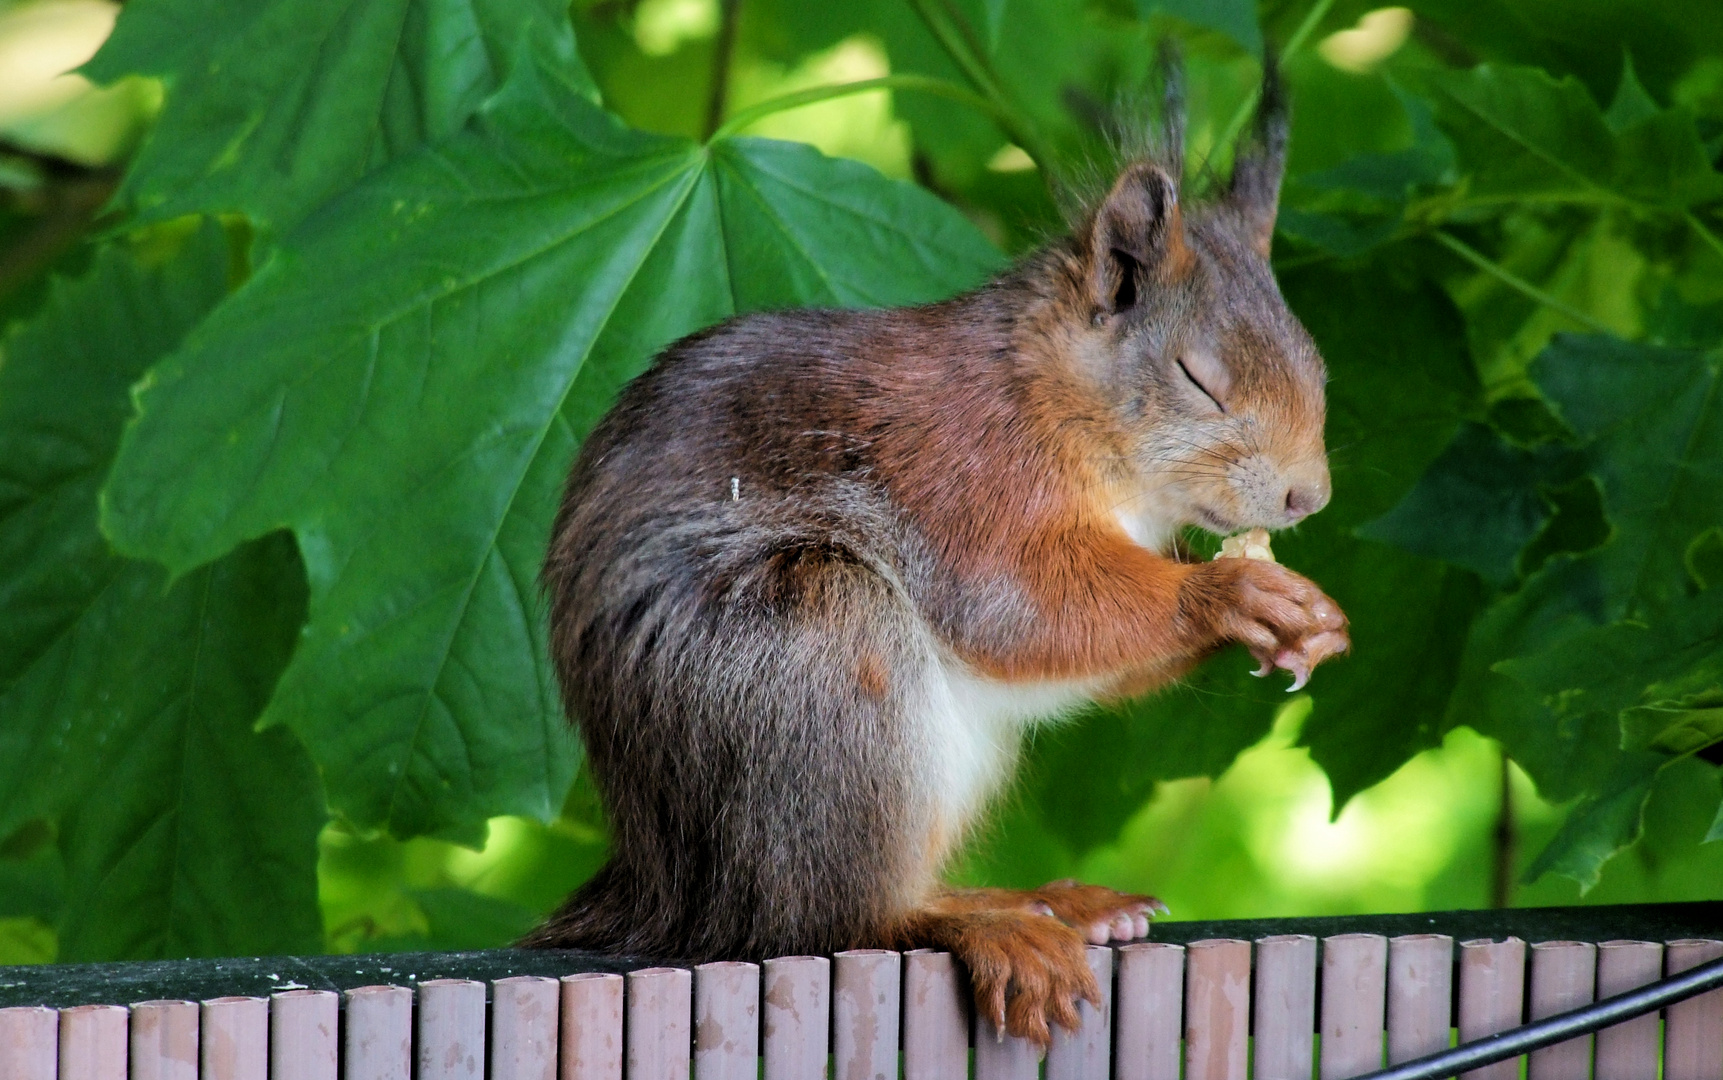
<box><xmin>917</xmin><ymin>648</ymin><xmax>1102</xmax><ymax>844</ymax></box>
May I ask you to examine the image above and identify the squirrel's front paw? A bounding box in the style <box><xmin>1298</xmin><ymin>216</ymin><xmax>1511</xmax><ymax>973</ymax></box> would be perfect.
<box><xmin>1194</xmin><ymin>559</ymin><xmax>1349</xmax><ymax>690</ymax></box>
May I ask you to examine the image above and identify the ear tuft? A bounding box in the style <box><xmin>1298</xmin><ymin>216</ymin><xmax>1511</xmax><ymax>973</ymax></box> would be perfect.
<box><xmin>1228</xmin><ymin>55</ymin><xmax>1289</xmax><ymax>258</ymax></box>
<box><xmin>1088</xmin><ymin>163</ymin><xmax>1189</xmax><ymax>315</ymax></box>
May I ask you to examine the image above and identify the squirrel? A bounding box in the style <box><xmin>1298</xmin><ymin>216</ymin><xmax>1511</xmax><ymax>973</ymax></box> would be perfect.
<box><xmin>521</xmin><ymin>63</ymin><xmax>1349</xmax><ymax>1045</ymax></box>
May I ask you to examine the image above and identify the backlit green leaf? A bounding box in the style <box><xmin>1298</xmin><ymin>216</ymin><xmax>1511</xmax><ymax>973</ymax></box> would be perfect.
<box><xmin>85</xmin><ymin>0</ymin><xmax>590</xmax><ymax>237</ymax></box>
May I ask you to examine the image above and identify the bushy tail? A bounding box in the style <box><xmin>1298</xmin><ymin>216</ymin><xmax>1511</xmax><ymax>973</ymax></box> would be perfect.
<box><xmin>518</xmin><ymin>860</ymin><xmax>679</xmax><ymax>957</ymax></box>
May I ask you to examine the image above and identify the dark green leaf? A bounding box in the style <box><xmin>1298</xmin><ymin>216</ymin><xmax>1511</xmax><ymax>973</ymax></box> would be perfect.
<box><xmin>0</xmin><ymin>224</ymin><xmax>231</xmax><ymax>819</ymax></box>
<box><xmin>412</xmin><ymin>887</ymin><xmax>537</xmax><ymax>950</ymax></box>
<box><xmin>1532</xmin><ymin>337</ymin><xmax>1723</xmax><ymax>617</ymax></box>
<box><xmin>1687</xmin><ymin>527</ymin><xmax>1723</xmax><ymax>591</ymax></box>
<box><xmin>1279</xmin><ymin>264</ymin><xmax>1486</xmax><ymax>806</ymax></box>
<box><xmin>1605</xmin><ymin>56</ymin><xmax>1661</xmax><ymax>134</ymax></box>
<box><xmin>1522</xmin><ymin>751</ymin><xmax>1668</xmax><ymax>889</ymax></box>
<box><xmin>1359</xmin><ymin>422</ymin><xmax>1581</xmax><ymax>586</ymax></box>
<box><xmin>1427</xmin><ymin>63</ymin><xmax>1723</xmax><ymax>208</ymax></box>
<box><xmin>1279</xmin><ymin>84</ymin><xmax>1455</xmax><ymax>258</ymax></box>
<box><xmin>85</xmin><ymin>0</ymin><xmax>590</xmax><ymax>237</ymax></box>
<box><xmin>1623</xmin><ymin>704</ymin><xmax>1723</xmax><ymax>755</ymax></box>
<box><xmin>0</xmin><ymin>227</ymin><xmax>324</xmax><ymax>960</ymax></box>
<box><xmin>1495</xmin><ymin>595</ymin><xmax>1723</xmax><ymax>739</ymax></box>
<box><xmin>0</xmin><ymin>823</ymin><xmax>63</xmax><ymax>922</ymax></box>
<box><xmin>1460</xmin><ymin>349</ymin><xmax>1723</xmax><ymax>885</ymax></box>
<box><xmin>1516</xmin><ymin>476</ymin><xmax>1612</xmax><ymax>579</ymax></box>
<box><xmin>1404</xmin><ymin>0</ymin><xmax>1723</xmax><ymax>107</ymax></box>
<box><xmin>53</xmin><ymin>535</ymin><xmax>323</xmax><ymax>961</ymax></box>
<box><xmin>101</xmin><ymin>59</ymin><xmax>1003</xmax><ymax>843</ymax></box>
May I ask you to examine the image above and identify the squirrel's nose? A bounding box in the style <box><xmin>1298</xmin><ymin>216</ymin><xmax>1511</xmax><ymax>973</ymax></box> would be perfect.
<box><xmin>1283</xmin><ymin>480</ymin><xmax>1330</xmax><ymax>523</ymax></box>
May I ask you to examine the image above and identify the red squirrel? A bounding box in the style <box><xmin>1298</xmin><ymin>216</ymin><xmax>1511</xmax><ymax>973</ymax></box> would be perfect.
<box><xmin>523</xmin><ymin>66</ymin><xmax>1348</xmax><ymax>1044</ymax></box>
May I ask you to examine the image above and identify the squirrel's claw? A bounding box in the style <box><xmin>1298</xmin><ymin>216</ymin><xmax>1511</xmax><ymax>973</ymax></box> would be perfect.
<box><xmin>1273</xmin><ymin>628</ymin><xmax>1351</xmax><ymax>690</ymax></box>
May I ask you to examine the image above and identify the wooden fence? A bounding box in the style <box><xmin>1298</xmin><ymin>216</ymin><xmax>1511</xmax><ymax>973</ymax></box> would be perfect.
<box><xmin>3</xmin><ymin>906</ymin><xmax>1722</xmax><ymax>1080</ymax></box>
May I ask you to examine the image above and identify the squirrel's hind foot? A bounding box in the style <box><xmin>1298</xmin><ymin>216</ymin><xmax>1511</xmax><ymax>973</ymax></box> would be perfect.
<box><xmin>889</xmin><ymin>881</ymin><xmax>1164</xmax><ymax>1046</ymax></box>
<box><xmin>1025</xmin><ymin>879</ymin><xmax>1166</xmax><ymax>944</ymax></box>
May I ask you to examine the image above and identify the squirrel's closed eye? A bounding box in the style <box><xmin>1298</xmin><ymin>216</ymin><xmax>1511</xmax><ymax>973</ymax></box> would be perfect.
<box><xmin>1176</xmin><ymin>357</ymin><xmax>1226</xmax><ymax>413</ymax></box>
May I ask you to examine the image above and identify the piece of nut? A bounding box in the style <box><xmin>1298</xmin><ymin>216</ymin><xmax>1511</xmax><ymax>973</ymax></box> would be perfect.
<box><xmin>1215</xmin><ymin>527</ymin><xmax>1275</xmax><ymax>563</ymax></box>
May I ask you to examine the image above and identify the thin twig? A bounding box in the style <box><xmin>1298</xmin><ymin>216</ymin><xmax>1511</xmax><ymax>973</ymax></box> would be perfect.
<box><xmin>1491</xmin><ymin>748</ymin><xmax>1515</xmax><ymax>909</ymax></box>
<box><xmin>702</xmin><ymin>0</ymin><xmax>743</xmax><ymax>141</ymax></box>
<box><xmin>711</xmin><ymin>75</ymin><xmax>1009</xmax><ymax>141</ymax></box>
<box><xmin>1433</xmin><ymin>230</ymin><xmax>1613</xmax><ymax>333</ymax></box>
<box><xmin>1214</xmin><ymin>0</ymin><xmax>1338</xmax><ymax>162</ymax></box>
<box><xmin>901</xmin><ymin>0</ymin><xmax>1055</xmax><ymax>170</ymax></box>
<box><xmin>1686</xmin><ymin>211</ymin><xmax>1723</xmax><ymax>263</ymax></box>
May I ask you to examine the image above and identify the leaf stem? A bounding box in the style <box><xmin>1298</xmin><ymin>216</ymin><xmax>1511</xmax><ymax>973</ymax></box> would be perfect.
<box><xmin>1434</xmin><ymin>230</ymin><xmax>1613</xmax><ymax>334</ymax></box>
<box><xmin>1214</xmin><ymin>0</ymin><xmax>1338</xmax><ymax>161</ymax></box>
<box><xmin>702</xmin><ymin>0</ymin><xmax>744</xmax><ymax>140</ymax></box>
<box><xmin>1685</xmin><ymin>211</ymin><xmax>1723</xmax><ymax>263</ymax></box>
<box><xmin>902</xmin><ymin>0</ymin><xmax>1056</xmax><ymax>170</ymax></box>
<box><xmin>710</xmin><ymin>75</ymin><xmax>1009</xmax><ymax>141</ymax></box>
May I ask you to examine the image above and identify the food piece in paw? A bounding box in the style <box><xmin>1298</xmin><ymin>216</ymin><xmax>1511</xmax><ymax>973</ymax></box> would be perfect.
<box><xmin>1215</xmin><ymin>527</ymin><xmax>1275</xmax><ymax>562</ymax></box>
<box><xmin>1211</xmin><ymin>531</ymin><xmax>1348</xmax><ymax>687</ymax></box>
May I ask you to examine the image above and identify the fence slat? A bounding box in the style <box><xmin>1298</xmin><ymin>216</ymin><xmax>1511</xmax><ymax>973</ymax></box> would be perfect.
<box><xmin>695</xmin><ymin>961</ymin><xmax>761</xmax><ymax>1080</ymax></box>
<box><xmin>1595</xmin><ymin>941</ymin><xmax>1662</xmax><ymax>1080</ymax></box>
<box><xmin>1116</xmin><ymin>942</ymin><xmax>1184</xmax><ymax>1080</ymax></box>
<box><xmin>1665</xmin><ymin>939</ymin><xmax>1723</xmax><ymax>1080</ymax></box>
<box><xmin>418</xmin><ymin>979</ymin><xmax>486</xmax><ymax>1080</ymax></box>
<box><xmin>1528</xmin><ymin>941</ymin><xmax>1596</xmax><ymax>1080</ymax></box>
<box><xmin>1458</xmin><ymin>938</ymin><xmax>1527</xmax><ymax>1080</ymax></box>
<box><xmin>58</xmin><ymin>1003</ymin><xmax>127</xmax><ymax>1080</ymax></box>
<box><xmin>1387</xmin><ymin>935</ymin><xmax>1453</xmax><ymax>1065</ymax></box>
<box><xmin>130</xmin><ymin>999</ymin><xmax>198</xmax><ymax>1080</ymax></box>
<box><xmin>344</xmin><ymin>985</ymin><xmax>412</xmax><ymax>1080</ymax></box>
<box><xmin>1321</xmin><ymin>934</ymin><xmax>1388</xmax><ymax>1080</ymax></box>
<box><xmin>270</xmin><ymin>990</ymin><xmax>337</xmax><ymax>1080</ymax></box>
<box><xmin>200</xmin><ymin>997</ymin><xmax>267</xmax><ymax>1080</ymax></box>
<box><xmin>972</xmin><ymin>1009</ymin><xmax>1038</xmax><ymax>1080</ymax></box>
<box><xmin>0</xmin><ymin>1005</ymin><xmax>57</xmax><ymax>1080</ymax></box>
<box><xmin>764</xmin><ymin>955</ymin><xmax>829</xmax><ymax>1080</ymax></box>
<box><xmin>835</xmin><ymin>950</ymin><xmax>901</xmax><ymax>1080</ymax></box>
<box><xmin>1046</xmin><ymin>945</ymin><xmax>1114</xmax><ymax>1080</ymax></box>
<box><xmin>1253</xmin><ymin>935</ymin><xmax>1316</xmax><ymax>1080</ymax></box>
<box><xmin>493</xmin><ymin>976</ymin><xmax>561</xmax><ymax>1080</ymax></box>
<box><xmin>560</xmin><ymin>973</ymin><xmax>624</xmax><ymax>1080</ymax></box>
<box><xmin>629</xmin><ymin>967</ymin><xmax>693</xmax><ymax>1080</ymax></box>
<box><xmin>903</xmin><ymin>950</ymin><xmax>968</xmax><ymax>1080</ymax></box>
<box><xmin>1185</xmin><ymin>938</ymin><xmax>1252</xmax><ymax>1080</ymax></box>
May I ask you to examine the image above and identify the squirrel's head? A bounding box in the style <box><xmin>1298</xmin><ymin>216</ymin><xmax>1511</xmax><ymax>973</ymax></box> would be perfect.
<box><xmin>1043</xmin><ymin>66</ymin><xmax>1329</xmax><ymax>551</ymax></box>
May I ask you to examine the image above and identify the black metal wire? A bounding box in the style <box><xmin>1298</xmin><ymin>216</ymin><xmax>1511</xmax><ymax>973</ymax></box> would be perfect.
<box><xmin>1352</xmin><ymin>956</ymin><xmax>1723</xmax><ymax>1080</ymax></box>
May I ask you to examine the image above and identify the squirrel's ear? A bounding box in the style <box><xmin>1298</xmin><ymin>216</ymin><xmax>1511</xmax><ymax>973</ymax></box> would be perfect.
<box><xmin>1228</xmin><ymin>57</ymin><xmax>1289</xmax><ymax>258</ymax></box>
<box><xmin>1089</xmin><ymin>162</ymin><xmax>1190</xmax><ymax>316</ymax></box>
